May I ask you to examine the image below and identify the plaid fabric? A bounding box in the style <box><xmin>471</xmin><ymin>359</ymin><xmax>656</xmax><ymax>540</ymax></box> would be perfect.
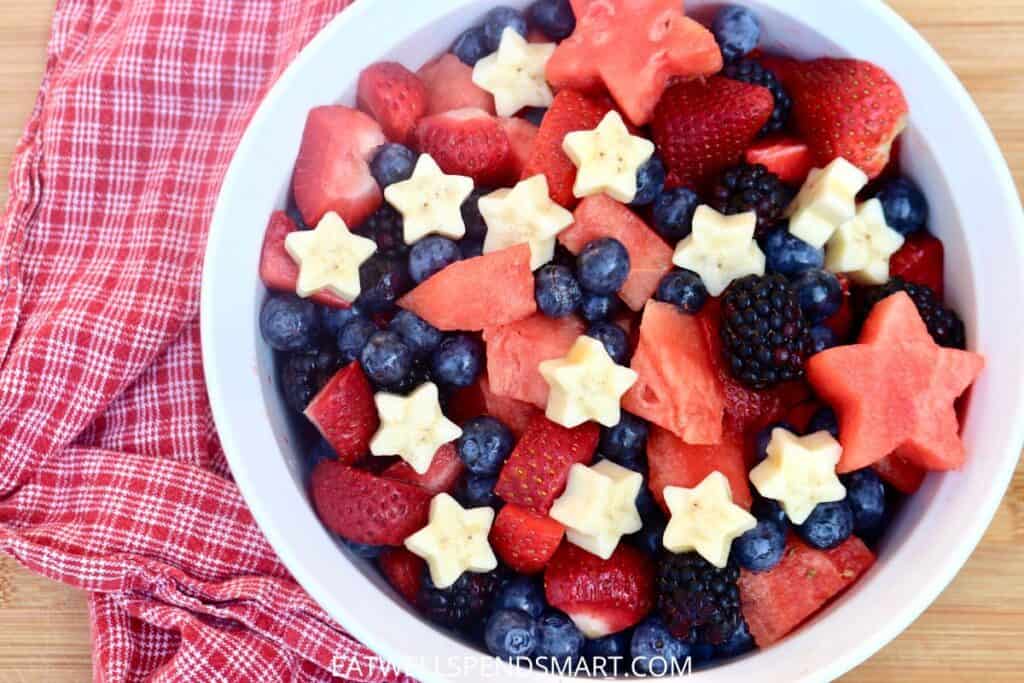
<box><xmin>0</xmin><ymin>1</ymin><xmax>414</xmax><ymax>680</ymax></box>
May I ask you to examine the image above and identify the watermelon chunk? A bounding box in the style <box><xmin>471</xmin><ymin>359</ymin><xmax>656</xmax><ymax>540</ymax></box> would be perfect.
<box><xmin>739</xmin><ymin>536</ymin><xmax>875</xmax><ymax>646</ymax></box>
<box><xmin>304</xmin><ymin>361</ymin><xmax>378</xmax><ymax>464</ymax></box>
<box><xmin>623</xmin><ymin>302</ymin><xmax>724</xmax><ymax>445</ymax></box>
<box><xmin>647</xmin><ymin>425</ymin><xmax>752</xmax><ymax>512</ymax></box>
<box><xmin>872</xmin><ymin>454</ymin><xmax>927</xmax><ymax>494</ymax></box>
<box><xmin>480</xmin><ymin>375</ymin><xmax>541</xmax><ymax>437</ymax></box>
<box><xmin>483</xmin><ymin>314</ymin><xmax>585</xmax><ymax>409</ymax></box>
<box><xmin>398</xmin><ymin>244</ymin><xmax>537</xmax><ymax>331</ymax></box>
<box><xmin>259</xmin><ymin>211</ymin><xmax>352</xmax><ymax>309</ymax></box>
<box><xmin>418</xmin><ymin>53</ymin><xmax>496</xmax><ymax>116</ymax></box>
<box><xmin>559</xmin><ymin>196</ymin><xmax>674</xmax><ymax>311</ymax></box>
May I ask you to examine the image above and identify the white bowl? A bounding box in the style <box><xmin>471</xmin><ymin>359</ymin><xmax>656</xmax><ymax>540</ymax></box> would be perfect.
<box><xmin>201</xmin><ymin>1</ymin><xmax>1024</xmax><ymax>680</ymax></box>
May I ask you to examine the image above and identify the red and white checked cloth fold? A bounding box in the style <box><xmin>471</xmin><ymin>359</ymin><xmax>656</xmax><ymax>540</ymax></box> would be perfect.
<box><xmin>0</xmin><ymin>1</ymin><xmax>415</xmax><ymax>680</ymax></box>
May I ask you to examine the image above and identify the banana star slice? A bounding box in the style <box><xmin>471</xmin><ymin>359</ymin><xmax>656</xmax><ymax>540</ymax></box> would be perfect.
<box><xmin>538</xmin><ymin>335</ymin><xmax>639</xmax><ymax>429</ymax></box>
<box><xmin>662</xmin><ymin>471</ymin><xmax>757</xmax><ymax>568</ymax></box>
<box><xmin>369</xmin><ymin>382</ymin><xmax>463</xmax><ymax>475</ymax></box>
<box><xmin>284</xmin><ymin>211</ymin><xmax>377</xmax><ymax>301</ymax></box>
<box><xmin>786</xmin><ymin>157</ymin><xmax>869</xmax><ymax>248</ymax></box>
<box><xmin>550</xmin><ymin>460</ymin><xmax>644</xmax><ymax>560</ymax></box>
<box><xmin>825</xmin><ymin>198</ymin><xmax>906</xmax><ymax>285</ymax></box>
<box><xmin>749</xmin><ymin>427</ymin><xmax>847</xmax><ymax>525</ymax></box>
<box><xmin>384</xmin><ymin>154</ymin><xmax>474</xmax><ymax>245</ymax></box>
<box><xmin>472</xmin><ymin>28</ymin><xmax>556</xmax><ymax>117</ymax></box>
<box><xmin>479</xmin><ymin>174</ymin><xmax>575</xmax><ymax>270</ymax></box>
<box><xmin>562</xmin><ymin>111</ymin><xmax>655</xmax><ymax>203</ymax></box>
<box><xmin>404</xmin><ymin>493</ymin><xmax>497</xmax><ymax>589</ymax></box>
<box><xmin>671</xmin><ymin>205</ymin><xmax>766</xmax><ymax>297</ymax></box>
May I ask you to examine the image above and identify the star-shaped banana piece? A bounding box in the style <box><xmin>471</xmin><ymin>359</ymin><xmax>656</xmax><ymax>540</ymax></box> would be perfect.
<box><xmin>369</xmin><ymin>382</ymin><xmax>463</xmax><ymax>475</ymax></box>
<box><xmin>472</xmin><ymin>28</ymin><xmax>556</xmax><ymax>117</ymax></box>
<box><xmin>539</xmin><ymin>335</ymin><xmax>639</xmax><ymax>428</ymax></box>
<box><xmin>383</xmin><ymin>154</ymin><xmax>474</xmax><ymax>245</ymax></box>
<box><xmin>284</xmin><ymin>211</ymin><xmax>377</xmax><ymax>301</ymax></box>
<box><xmin>749</xmin><ymin>427</ymin><xmax>847</xmax><ymax>525</ymax></box>
<box><xmin>479</xmin><ymin>174</ymin><xmax>575</xmax><ymax>270</ymax></box>
<box><xmin>550</xmin><ymin>460</ymin><xmax>644</xmax><ymax>560</ymax></box>
<box><xmin>786</xmin><ymin>158</ymin><xmax>869</xmax><ymax>248</ymax></box>
<box><xmin>404</xmin><ymin>493</ymin><xmax>497</xmax><ymax>589</ymax></box>
<box><xmin>825</xmin><ymin>198</ymin><xmax>906</xmax><ymax>285</ymax></box>
<box><xmin>562</xmin><ymin>111</ymin><xmax>655</xmax><ymax>203</ymax></box>
<box><xmin>671</xmin><ymin>205</ymin><xmax>765</xmax><ymax>297</ymax></box>
<box><xmin>662</xmin><ymin>471</ymin><xmax>757</xmax><ymax>568</ymax></box>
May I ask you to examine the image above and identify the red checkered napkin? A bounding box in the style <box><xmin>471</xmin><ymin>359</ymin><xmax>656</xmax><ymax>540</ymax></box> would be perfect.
<box><xmin>0</xmin><ymin>0</ymin><xmax>413</xmax><ymax>680</ymax></box>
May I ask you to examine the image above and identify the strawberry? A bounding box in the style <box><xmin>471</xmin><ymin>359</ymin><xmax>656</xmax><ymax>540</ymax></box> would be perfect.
<box><xmin>824</xmin><ymin>274</ymin><xmax>855</xmax><ymax>343</ymax></box>
<box><xmin>357</xmin><ymin>62</ymin><xmax>428</xmax><ymax>145</ymax></box>
<box><xmin>779</xmin><ymin>58</ymin><xmax>908</xmax><ymax>179</ymax></box>
<box><xmin>304</xmin><ymin>361</ymin><xmax>378</xmax><ymax>464</ymax></box>
<box><xmin>890</xmin><ymin>232</ymin><xmax>944</xmax><ymax>297</ymax></box>
<box><xmin>445</xmin><ymin>381</ymin><xmax>488</xmax><ymax>426</ymax></box>
<box><xmin>745</xmin><ymin>137</ymin><xmax>816</xmax><ymax>186</ymax></box>
<box><xmin>652</xmin><ymin>77</ymin><xmax>774</xmax><ymax>190</ymax></box>
<box><xmin>310</xmin><ymin>461</ymin><xmax>432</xmax><ymax>546</ymax></box>
<box><xmin>494</xmin><ymin>414</ymin><xmax>599</xmax><ymax>514</ymax></box>
<box><xmin>784</xmin><ymin>401</ymin><xmax>823</xmax><ymax>435</ymax></box>
<box><xmin>489</xmin><ymin>504</ymin><xmax>565</xmax><ymax>575</ymax></box>
<box><xmin>378</xmin><ymin>548</ymin><xmax>425</xmax><ymax>605</ymax></box>
<box><xmin>258</xmin><ymin>211</ymin><xmax>351</xmax><ymax>309</ymax></box>
<box><xmin>522</xmin><ymin>90</ymin><xmax>612</xmax><ymax>208</ymax></box>
<box><xmin>413</xmin><ymin>108</ymin><xmax>513</xmax><ymax>186</ymax></box>
<box><xmin>500</xmin><ymin>117</ymin><xmax>539</xmax><ymax>180</ymax></box>
<box><xmin>545</xmin><ymin>543</ymin><xmax>655</xmax><ymax>638</ymax></box>
<box><xmin>292</xmin><ymin>106</ymin><xmax>385</xmax><ymax>228</ymax></box>
<box><xmin>417</xmin><ymin>53</ymin><xmax>495</xmax><ymax>116</ymax></box>
<box><xmin>383</xmin><ymin>443</ymin><xmax>465</xmax><ymax>495</ymax></box>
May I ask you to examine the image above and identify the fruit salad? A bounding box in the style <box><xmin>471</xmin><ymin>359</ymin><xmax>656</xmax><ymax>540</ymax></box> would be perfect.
<box><xmin>255</xmin><ymin>0</ymin><xmax>985</xmax><ymax>673</ymax></box>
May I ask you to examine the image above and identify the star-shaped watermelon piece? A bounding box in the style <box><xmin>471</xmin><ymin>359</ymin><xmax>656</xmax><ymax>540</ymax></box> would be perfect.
<box><xmin>807</xmin><ymin>292</ymin><xmax>984</xmax><ymax>473</ymax></box>
<box><xmin>546</xmin><ymin>0</ymin><xmax>722</xmax><ymax>126</ymax></box>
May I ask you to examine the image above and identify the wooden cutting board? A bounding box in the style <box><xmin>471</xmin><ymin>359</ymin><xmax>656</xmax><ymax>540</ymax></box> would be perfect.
<box><xmin>1</xmin><ymin>1</ymin><xmax>1022</xmax><ymax>681</ymax></box>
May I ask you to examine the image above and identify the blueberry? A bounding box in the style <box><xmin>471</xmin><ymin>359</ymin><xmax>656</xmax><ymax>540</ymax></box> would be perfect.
<box><xmin>431</xmin><ymin>334</ymin><xmax>484</xmax><ymax>388</ymax></box>
<box><xmin>308</xmin><ymin>438</ymin><xmax>339</xmax><ymax>467</ymax></box>
<box><xmin>337</xmin><ymin>317</ymin><xmax>378</xmax><ymax>364</ymax></box>
<box><xmin>457</xmin><ymin>416</ymin><xmax>515</xmax><ymax>475</ymax></box>
<box><xmin>600</xmin><ymin>412</ymin><xmax>649</xmax><ymax>462</ymax></box>
<box><xmin>455</xmin><ymin>473</ymin><xmax>502</xmax><ymax>509</ymax></box>
<box><xmin>629</xmin><ymin>516</ymin><xmax>667</xmax><ymax>556</ymax></box>
<box><xmin>579</xmin><ymin>291</ymin><xmax>621</xmax><ymax>323</ymax></box>
<box><xmin>409</xmin><ymin>236</ymin><xmax>461</xmax><ymax>284</ymax></box>
<box><xmin>631</xmin><ymin>617</ymin><xmax>691</xmax><ymax>675</ymax></box>
<box><xmin>320</xmin><ymin>305</ymin><xmax>364</xmax><ymax>339</ymax></box>
<box><xmin>482</xmin><ymin>7</ymin><xmax>529</xmax><ymax>51</ymax></box>
<box><xmin>260</xmin><ymin>294</ymin><xmax>320</xmax><ymax>352</ymax></box>
<box><xmin>360</xmin><ymin>331</ymin><xmax>413</xmax><ymax>387</ymax></box>
<box><xmin>763</xmin><ymin>229</ymin><xmax>824</xmax><ymax>277</ymax></box>
<box><xmin>652</xmin><ymin>188</ymin><xmax>700</xmax><ymax>242</ymax></box>
<box><xmin>356</xmin><ymin>253</ymin><xmax>413</xmax><ymax>313</ymax></box>
<box><xmin>809</xmin><ymin>325</ymin><xmax>838</xmax><ymax>354</ymax></box>
<box><xmin>485</xmin><ymin>609</ymin><xmax>539</xmax><ymax>659</ymax></box>
<box><xmin>796</xmin><ymin>500</ymin><xmax>855</xmax><ymax>550</ymax></box>
<box><xmin>528</xmin><ymin>0</ymin><xmax>576</xmax><ymax>41</ymax></box>
<box><xmin>656</xmin><ymin>269</ymin><xmax>708</xmax><ymax>314</ymax></box>
<box><xmin>876</xmin><ymin>177</ymin><xmax>928</xmax><ymax>236</ymax></box>
<box><xmin>536</xmin><ymin>611</ymin><xmax>585</xmax><ymax>664</ymax></box>
<box><xmin>586</xmin><ymin>322</ymin><xmax>630</xmax><ymax>365</ymax></box>
<box><xmin>535</xmin><ymin>264</ymin><xmax>583</xmax><ymax>318</ymax></box>
<box><xmin>452</xmin><ymin>26</ymin><xmax>491</xmax><ymax>66</ymax></box>
<box><xmin>358</xmin><ymin>205</ymin><xmax>407</xmax><ymax>255</ymax></box>
<box><xmin>522</xmin><ymin>107</ymin><xmax>548</xmax><ymax>127</ymax></box>
<box><xmin>733</xmin><ymin>519</ymin><xmax>786</xmax><ymax>572</ymax></box>
<box><xmin>369</xmin><ymin>143</ymin><xmax>416</xmax><ymax>188</ymax></box>
<box><xmin>342</xmin><ymin>539</ymin><xmax>384</xmax><ymax>559</ymax></box>
<box><xmin>461</xmin><ymin>188</ymin><xmax>490</xmax><ymax>242</ymax></box>
<box><xmin>577</xmin><ymin>238</ymin><xmax>630</xmax><ymax>295</ymax></box>
<box><xmin>494</xmin><ymin>577</ymin><xmax>547</xmax><ymax>619</ymax></box>
<box><xmin>279</xmin><ymin>349</ymin><xmax>342</xmax><ymax>413</ymax></box>
<box><xmin>715</xmin><ymin>620</ymin><xmax>754</xmax><ymax>659</ymax></box>
<box><xmin>631</xmin><ymin>156</ymin><xmax>666</xmax><ymax>207</ymax></box>
<box><xmin>754</xmin><ymin>421</ymin><xmax>795</xmax><ymax>462</ymax></box>
<box><xmin>389</xmin><ymin>310</ymin><xmax>442</xmax><ymax>358</ymax></box>
<box><xmin>751</xmin><ymin>495</ymin><xmax>789</xmax><ymax>531</ymax></box>
<box><xmin>792</xmin><ymin>269</ymin><xmax>842</xmax><ymax>323</ymax></box>
<box><xmin>460</xmin><ymin>239</ymin><xmax>485</xmax><ymax>259</ymax></box>
<box><xmin>635</xmin><ymin>487</ymin><xmax>660</xmax><ymax>523</ymax></box>
<box><xmin>583</xmin><ymin>632</ymin><xmax>631</xmax><ymax>660</ymax></box>
<box><xmin>842</xmin><ymin>469</ymin><xmax>887</xmax><ymax>534</ymax></box>
<box><xmin>807</xmin><ymin>406</ymin><xmax>839</xmax><ymax>438</ymax></box>
<box><xmin>712</xmin><ymin>5</ymin><xmax>761</xmax><ymax>62</ymax></box>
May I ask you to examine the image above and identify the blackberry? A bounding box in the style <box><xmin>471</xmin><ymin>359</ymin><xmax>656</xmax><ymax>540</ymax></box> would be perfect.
<box><xmin>722</xmin><ymin>59</ymin><xmax>792</xmax><ymax>136</ymax></box>
<box><xmin>858</xmin><ymin>278</ymin><xmax>966</xmax><ymax>349</ymax></box>
<box><xmin>710</xmin><ymin>164</ymin><xmax>792</xmax><ymax>238</ymax></box>
<box><xmin>419</xmin><ymin>568</ymin><xmax>506</xmax><ymax>630</ymax></box>
<box><xmin>656</xmin><ymin>552</ymin><xmax>742</xmax><ymax>646</ymax></box>
<box><xmin>720</xmin><ymin>274</ymin><xmax>810</xmax><ymax>389</ymax></box>
<box><xmin>278</xmin><ymin>347</ymin><xmax>343</xmax><ymax>413</ymax></box>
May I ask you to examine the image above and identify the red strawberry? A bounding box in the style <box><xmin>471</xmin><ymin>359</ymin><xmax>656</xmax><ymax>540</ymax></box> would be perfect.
<box><xmin>383</xmin><ymin>443</ymin><xmax>465</xmax><ymax>495</ymax></box>
<box><xmin>378</xmin><ymin>548</ymin><xmax>425</xmax><ymax>605</ymax></box>
<box><xmin>545</xmin><ymin>543</ymin><xmax>655</xmax><ymax>638</ymax></box>
<box><xmin>258</xmin><ymin>211</ymin><xmax>351</xmax><ymax>309</ymax></box>
<box><xmin>310</xmin><ymin>461</ymin><xmax>432</xmax><ymax>546</ymax></box>
<box><xmin>522</xmin><ymin>90</ymin><xmax>613</xmax><ymax>207</ymax></box>
<box><xmin>500</xmin><ymin>117</ymin><xmax>539</xmax><ymax>180</ymax></box>
<box><xmin>357</xmin><ymin>62</ymin><xmax>428</xmax><ymax>145</ymax></box>
<box><xmin>292</xmin><ymin>106</ymin><xmax>385</xmax><ymax>228</ymax></box>
<box><xmin>418</xmin><ymin>54</ymin><xmax>495</xmax><ymax>116</ymax></box>
<box><xmin>489</xmin><ymin>504</ymin><xmax>565</xmax><ymax>575</ymax></box>
<box><xmin>890</xmin><ymin>232</ymin><xmax>944</xmax><ymax>297</ymax></box>
<box><xmin>779</xmin><ymin>58</ymin><xmax>908</xmax><ymax>179</ymax></box>
<box><xmin>785</xmin><ymin>401</ymin><xmax>822</xmax><ymax>435</ymax></box>
<box><xmin>413</xmin><ymin>108</ymin><xmax>513</xmax><ymax>186</ymax></box>
<box><xmin>745</xmin><ymin>137</ymin><xmax>816</xmax><ymax>186</ymax></box>
<box><xmin>824</xmin><ymin>274</ymin><xmax>855</xmax><ymax>343</ymax></box>
<box><xmin>304</xmin><ymin>361</ymin><xmax>378</xmax><ymax>464</ymax></box>
<box><xmin>652</xmin><ymin>77</ymin><xmax>774</xmax><ymax>190</ymax></box>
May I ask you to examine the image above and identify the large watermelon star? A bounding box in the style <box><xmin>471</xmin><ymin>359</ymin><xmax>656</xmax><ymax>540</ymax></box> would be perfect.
<box><xmin>807</xmin><ymin>292</ymin><xmax>984</xmax><ymax>473</ymax></box>
<box><xmin>546</xmin><ymin>0</ymin><xmax>723</xmax><ymax>126</ymax></box>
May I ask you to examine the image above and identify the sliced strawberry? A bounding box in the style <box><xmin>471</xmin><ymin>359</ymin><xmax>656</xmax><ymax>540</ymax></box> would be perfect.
<box><xmin>310</xmin><ymin>461</ymin><xmax>432</xmax><ymax>546</ymax></box>
<box><xmin>495</xmin><ymin>414</ymin><xmax>599</xmax><ymax>514</ymax></box>
<box><xmin>745</xmin><ymin>137</ymin><xmax>816</xmax><ymax>186</ymax></box>
<box><xmin>357</xmin><ymin>62</ymin><xmax>428</xmax><ymax>146</ymax></box>
<box><xmin>413</xmin><ymin>108</ymin><xmax>513</xmax><ymax>186</ymax></box>
<box><xmin>259</xmin><ymin>211</ymin><xmax>351</xmax><ymax>309</ymax></box>
<box><xmin>872</xmin><ymin>454</ymin><xmax>927</xmax><ymax>494</ymax></box>
<box><xmin>500</xmin><ymin>117</ymin><xmax>539</xmax><ymax>180</ymax></box>
<box><xmin>780</xmin><ymin>58</ymin><xmax>908</xmax><ymax>179</ymax></box>
<box><xmin>292</xmin><ymin>106</ymin><xmax>385</xmax><ymax>228</ymax></box>
<box><xmin>890</xmin><ymin>232</ymin><xmax>944</xmax><ymax>297</ymax></box>
<box><xmin>446</xmin><ymin>381</ymin><xmax>488</xmax><ymax>426</ymax></box>
<box><xmin>522</xmin><ymin>90</ymin><xmax>613</xmax><ymax>208</ymax></box>
<box><xmin>378</xmin><ymin>548</ymin><xmax>425</xmax><ymax>606</ymax></box>
<box><xmin>652</xmin><ymin>77</ymin><xmax>774</xmax><ymax>190</ymax></box>
<box><xmin>490</xmin><ymin>504</ymin><xmax>565</xmax><ymax>575</ymax></box>
<box><xmin>418</xmin><ymin>54</ymin><xmax>495</xmax><ymax>116</ymax></box>
<box><xmin>304</xmin><ymin>361</ymin><xmax>378</xmax><ymax>464</ymax></box>
<box><xmin>383</xmin><ymin>443</ymin><xmax>465</xmax><ymax>495</ymax></box>
<box><xmin>545</xmin><ymin>543</ymin><xmax>655</xmax><ymax>638</ymax></box>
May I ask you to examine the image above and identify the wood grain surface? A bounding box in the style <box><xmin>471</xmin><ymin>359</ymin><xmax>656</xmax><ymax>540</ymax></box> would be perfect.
<box><xmin>1</xmin><ymin>1</ymin><xmax>1022</xmax><ymax>681</ymax></box>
